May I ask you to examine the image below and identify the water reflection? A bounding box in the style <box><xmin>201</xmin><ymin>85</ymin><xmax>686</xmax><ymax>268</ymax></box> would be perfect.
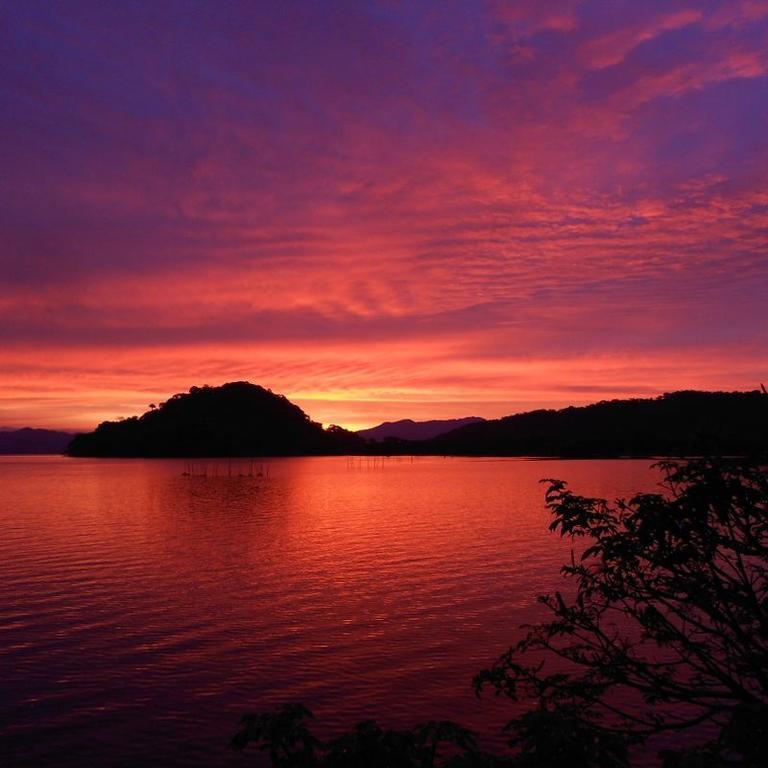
<box><xmin>0</xmin><ymin>456</ymin><xmax>658</xmax><ymax>766</ymax></box>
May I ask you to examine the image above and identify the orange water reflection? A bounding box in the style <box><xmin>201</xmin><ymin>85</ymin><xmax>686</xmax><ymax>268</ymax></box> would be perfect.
<box><xmin>0</xmin><ymin>456</ymin><xmax>659</xmax><ymax>766</ymax></box>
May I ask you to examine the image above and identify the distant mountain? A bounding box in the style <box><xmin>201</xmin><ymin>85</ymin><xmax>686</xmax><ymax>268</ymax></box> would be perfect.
<box><xmin>68</xmin><ymin>382</ymin><xmax>364</xmax><ymax>457</ymax></box>
<box><xmin>0</xmin><ymin>428</ymin><xmax>74</xmax><ymax>455</ymax></box>
<box><xmin>358</xmin><ymin>417</ymin><xmax>485</xmax><ymax>442</ymax></box>
<box><xmin>428</xmin><ymin>390</ymin><xmax>768</xmax><ymax>457</ymax></box>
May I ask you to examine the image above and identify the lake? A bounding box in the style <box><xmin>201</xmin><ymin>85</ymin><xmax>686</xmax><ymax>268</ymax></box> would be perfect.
<box><xmin>0</xmin><ymin>456</ymin><xmax>660</xmax><ymax>766</ymax></box>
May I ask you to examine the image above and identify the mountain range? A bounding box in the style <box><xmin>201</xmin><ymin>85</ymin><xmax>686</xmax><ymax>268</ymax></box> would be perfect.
<box><xmin>0</xmin><ymin>427</ymin><xmax>73</xmax><ymax>455</ymax></box>
<box><xmin>356</xmin><ymin>417</ymin><xmax>485</xmax><ymax>442</ymax></box>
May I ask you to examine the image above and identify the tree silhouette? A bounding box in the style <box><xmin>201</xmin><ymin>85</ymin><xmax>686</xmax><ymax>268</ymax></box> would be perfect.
<box><xmin>231</xmin><ymin>705</ymin><xmax>489</xmax><ymax>767</ymax></box>
<box><xmin>476</xmin><ymin>457</ymin><xmax>768</xmax><ymax>766</ymax></box>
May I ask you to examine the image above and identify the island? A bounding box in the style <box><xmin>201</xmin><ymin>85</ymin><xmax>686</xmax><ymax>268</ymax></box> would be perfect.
<box><xmin>67</xmin><ymin>382</ymin><xmax>364</xmax><ymax>457</ymax></box>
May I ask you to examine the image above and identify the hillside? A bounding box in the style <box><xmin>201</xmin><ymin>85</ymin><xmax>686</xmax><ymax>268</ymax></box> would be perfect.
<box><xmin>0</xmin><ymin>428</ymin><xmax>73</xmax><ymax>455</ymax></box>
<box><xmin>67</xmin><ymin>382</ymin><xmax>363</xmax><ymax>457</ymax></box>
<box><xmin>428</xmin><ymin>390</ymin><xmax>768</xmax><ymax>457</ymax></box>
<box><xmin>358</xmin><ymin>417</ymin><xmax>485</xmax><ymax>442</ymax></box>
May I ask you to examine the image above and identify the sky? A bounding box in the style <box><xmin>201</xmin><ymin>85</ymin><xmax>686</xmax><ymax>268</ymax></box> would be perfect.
<box><xmin>2</xmin><ymin>0</ymin><xmax>767</xmax><ymax>431</ymax></box>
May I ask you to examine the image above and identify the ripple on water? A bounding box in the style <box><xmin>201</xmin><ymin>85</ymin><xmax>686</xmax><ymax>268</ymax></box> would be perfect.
<box><xmin>0</xmin><ymin>455</ymin><xmax>660</xmax><ymax>767</ymax></box>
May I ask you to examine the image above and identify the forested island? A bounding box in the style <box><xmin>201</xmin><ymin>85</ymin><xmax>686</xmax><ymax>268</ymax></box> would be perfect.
<box><xmin>67</xmin><ymin>382</ymin><xmax>364</xmax><ymax>457</ymax></box>
<box><xmin>66</xmin><ymin>382</ymin><xmax>767</xmax><ymax>458</ymax></box>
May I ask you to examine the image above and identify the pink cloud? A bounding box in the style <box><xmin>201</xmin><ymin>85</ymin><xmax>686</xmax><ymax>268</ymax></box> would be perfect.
<box><xmin>579</xmin><ymin>9</ymin><xmax>703</xmax><ymax>70</ymax></box>
<box><xmin>491</xmin><ymin>0</ymin><xmax>579</xmax><ymax>35</ymax></box>
<box><xmin>706</xmin><ymin>0</ymin><xmax>768</xmax><ymax>29</ymax></box>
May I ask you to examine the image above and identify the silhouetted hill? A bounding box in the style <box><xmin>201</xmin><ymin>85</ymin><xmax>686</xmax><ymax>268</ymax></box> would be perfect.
<box><xmin>428</xmin><ymin>390</ymin><xmax>768</xmax><ymax>457</ymax></box>
<box><xmin>67</xmin><ymin>382</ymin><xmax>364</xmax><ymax>457</ymax></box>
<box><xmin>358</xmin><ymin>417</ymin><xmax>485</xmax><ymax>442</ymax></box>
<box><xmin>0</xmin><ymin>428</ymin><xmax>74</xmax><ymax>455</ymax></box>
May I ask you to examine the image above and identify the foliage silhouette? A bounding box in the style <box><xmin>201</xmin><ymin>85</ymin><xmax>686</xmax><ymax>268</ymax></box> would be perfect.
<box><xmin>477</xmin><ymin>457</ymin><xmax>768</xmax><ymax>766</ymax></box>
<box><xmin>233</xmin><ymin>457</ymin><xmax>768</xmax><ymax>767</ymax></box>
<box><xmin>231</xmin><ymin>705</ymin><xmax>320</xmax><ymax>767</ymax></box>
<box><xmin>231</xmin><ymin>705</ymin><xmax>493</xmax><ymax>767</ymax></box>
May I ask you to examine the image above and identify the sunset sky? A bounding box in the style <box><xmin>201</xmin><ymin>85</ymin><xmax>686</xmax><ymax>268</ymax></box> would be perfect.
<box><xmin>2</xmin><ymin>0</ymin><xmax>767</xmax><ymax>431</ymax></box>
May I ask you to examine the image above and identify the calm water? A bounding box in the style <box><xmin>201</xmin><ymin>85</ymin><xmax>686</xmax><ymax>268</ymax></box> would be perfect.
<box><xmin>0</xmin><ymin>456</ymin><xmax>660</xmax><ymax>766</ymax></box>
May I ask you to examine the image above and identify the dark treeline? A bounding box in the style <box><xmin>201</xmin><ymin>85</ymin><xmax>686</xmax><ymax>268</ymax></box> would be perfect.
<box><xmin>425</xmin><ymin>390</ymin><xmax>768</xmax><ymax>457</ymax></box>
<box><xmin>67</xmin><ymin>384</ymin><xmax>767</xmax><ymax>458</ymax></box>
